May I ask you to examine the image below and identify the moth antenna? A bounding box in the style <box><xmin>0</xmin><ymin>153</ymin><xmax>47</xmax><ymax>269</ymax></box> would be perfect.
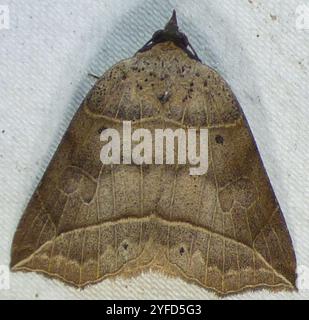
<box><xmin>88</xmin><ymin>72</ymin><xmax>100</xmax><ymax>80</ymax></box>
<box><xmin>188</xmin><ymin>42</ymin><xmax>202</xmax><ymax>62</ymax></box>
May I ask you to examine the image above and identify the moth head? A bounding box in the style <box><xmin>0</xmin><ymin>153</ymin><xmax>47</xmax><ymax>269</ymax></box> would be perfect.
<box><xmin>138</xmin><ymin>10</ymin><xmax>201</xmax><ymax>62</ymax></box>
<box><xmin>151</xmin><ymin>10</ymin><xmax>188</xmax><ymax>47</ymax></box>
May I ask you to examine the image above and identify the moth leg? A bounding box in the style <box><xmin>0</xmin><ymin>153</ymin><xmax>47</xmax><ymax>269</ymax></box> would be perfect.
<box><xmin>88</xmin><ymin>72</ymin><xmax>100</xmax><ymax>80</ymax></box>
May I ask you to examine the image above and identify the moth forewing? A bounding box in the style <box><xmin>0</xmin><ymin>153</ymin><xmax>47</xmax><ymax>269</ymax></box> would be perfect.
<box><xmin>11</xmin><ymin>11</ymin><xmax>296</xmax><ymax>296</ymax></box>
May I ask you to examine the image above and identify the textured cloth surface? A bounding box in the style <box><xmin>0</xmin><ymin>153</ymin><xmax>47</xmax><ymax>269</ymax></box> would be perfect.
<box><xmin>0</xmin><ymin>0</ymin><xmax>308</xmax><ymax>300</ymax></box>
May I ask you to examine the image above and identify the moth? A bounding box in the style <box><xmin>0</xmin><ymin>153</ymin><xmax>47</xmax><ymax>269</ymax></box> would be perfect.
<box><xmin>11</xmin><ymin>11</ymin><xmax>297</xmax><ymax>296</ymax></box>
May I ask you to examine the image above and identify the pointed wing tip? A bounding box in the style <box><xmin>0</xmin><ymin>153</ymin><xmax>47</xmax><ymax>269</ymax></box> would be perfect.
<box><xmin>10</xmin><ymin>247</ymin><xmax>19</xmax><ymax>271</ymax></box>
<box><xmin>10</xmin><ymin>243</ymin><xmax>34</xmax><ymax>272</ymax></box>
<box><xmin>10</xmin><ymin>256</ymin><xmax>23</xmax><ymax>272</ymax></box>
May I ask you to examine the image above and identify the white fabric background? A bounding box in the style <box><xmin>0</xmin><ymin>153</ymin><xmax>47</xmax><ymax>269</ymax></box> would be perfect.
<box><xmin>0</xmin><ymin>0</ymin><xmax>308</xmax><ymax>300</ymax></box>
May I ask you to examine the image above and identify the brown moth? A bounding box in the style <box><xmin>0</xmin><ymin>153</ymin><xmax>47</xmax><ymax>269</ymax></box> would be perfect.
<box><xmin>11</xmin><ymin>11</ymin><xmax>296</xmax><ymax>296</ymax></box>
